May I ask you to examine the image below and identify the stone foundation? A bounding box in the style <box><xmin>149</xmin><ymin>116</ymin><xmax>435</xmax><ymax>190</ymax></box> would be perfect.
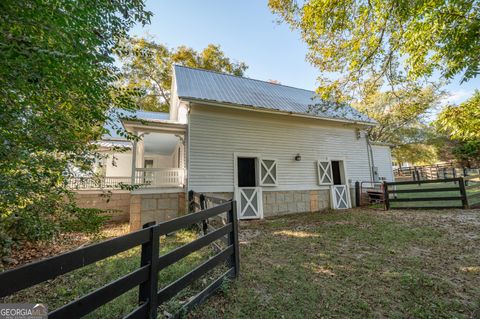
<box><xmin>203</xmin><ymin>189</ymin><xmax>331</xmax><ymax>218</ymax></box>
<box><xmin>130</xmin><ymin>192</ymin><xmax>186</xmax><ymax>230</ymax></box>
<box><xmin>74</xmin><ymin>191</ymin><xmax>130</xmax><ymax>222</ymax></box>
<box><xmin>263</xmin><ymin>189</ymin><xmax>330</xmax><ymax>218</ymax></box>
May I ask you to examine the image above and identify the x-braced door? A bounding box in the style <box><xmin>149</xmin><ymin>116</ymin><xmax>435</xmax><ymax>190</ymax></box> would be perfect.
<box><xmin>331</xmin><ymin>185</ymin><xmax>351</xmax><ymax>209</ymax></box>
<box><xmin>236</xmin><ymin>187</ymin><xmax>263</xmax><ymax>219</ymax></box>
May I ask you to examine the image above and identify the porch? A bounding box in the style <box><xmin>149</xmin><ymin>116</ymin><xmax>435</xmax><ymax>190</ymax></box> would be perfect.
<box><xmin>69</xmin><ymin>116</ymin><xmax>187</xmax><ymax>191</ymax></box>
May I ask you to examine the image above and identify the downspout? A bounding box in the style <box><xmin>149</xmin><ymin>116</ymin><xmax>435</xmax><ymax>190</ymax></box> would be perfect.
<box><xmin>365</xmin><ymin>132</ymin><xmax>375</xmax><ymax>182</ymax></box>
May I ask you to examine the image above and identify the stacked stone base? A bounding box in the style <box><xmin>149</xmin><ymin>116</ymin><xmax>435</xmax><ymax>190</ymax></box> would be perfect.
<box><xmin>262</xmin><ymin>189</ymin><xmax>330</xmax><ymax>218</ymax></box>
<box><xmin>129</xmin><ymin>187</ymin><xmax>355</xmax><ymax>230</ymax></box>
<box><xmin>74</xmin><ymin>191</ymin><xmax>131</xmax><ymax>222</ymax></box>
<box><xmin>130</xmin><ymin>192</ymin><xmax>185</xmax><ymax>230</ymax></box>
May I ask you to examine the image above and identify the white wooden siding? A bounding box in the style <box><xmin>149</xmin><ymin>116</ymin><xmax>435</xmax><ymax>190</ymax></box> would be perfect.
<box><xmin>188</xmin><ymin>104</ymin><xmax>372</xmax><ymax>192</ymax></box>
<box><xmin>105</xmin><ymin>152</ymin><xmax>132</xmax><ymax>177</ymax></box>
<box><xmin>371</xmin><ymin>145</ymin><xmax>394</xmax><ymax>182</ymax></box>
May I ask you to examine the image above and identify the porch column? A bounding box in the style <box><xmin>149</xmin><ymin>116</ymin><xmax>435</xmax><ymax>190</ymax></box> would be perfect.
<box><xmin>131</xmin><ymin>132</ymin><xmax>137</xmax><ymax>185</ymax></box>
<box><xmin>131</xmin><ymin>131</ymin><xmax>144</xmax><ymax>185</ymax></box>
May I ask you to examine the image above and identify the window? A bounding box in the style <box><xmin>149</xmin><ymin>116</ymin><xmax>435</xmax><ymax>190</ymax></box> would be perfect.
<box><xmin>317</xmin><ymin>161</ymin><xmax>333</xmax><ymax>185</ymax></box>
<box><xmin>144</xmin><ymin>159</ymin><xmax>154</xmax><ymax>168</ymax></box>
<box><xmin>259</xmin><ymin>158</ymin><xmax>278</xmax><ymax>186</ymax></box>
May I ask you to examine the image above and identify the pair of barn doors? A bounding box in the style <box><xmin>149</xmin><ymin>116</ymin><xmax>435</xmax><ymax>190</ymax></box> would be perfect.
<box><xmin>317</xmin><ymin>160</ymin><xmax>352</xmax><ymax>209</ymax></box>
<box><xmin>234</xmin><ymin>155</ymin><xmax>278</xmax><ymax>219</ymax></box>
<box><xmin>234</xmin><ymin>155</ymin><xmax>351</xmax><ymax>219</ymax></box>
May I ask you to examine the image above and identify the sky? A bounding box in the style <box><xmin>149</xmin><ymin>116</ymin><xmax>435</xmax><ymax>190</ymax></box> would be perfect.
<box><xmin>130</xmin><ymin>0</ymin><xmax>479</xmax><ymax>106</ymax></box>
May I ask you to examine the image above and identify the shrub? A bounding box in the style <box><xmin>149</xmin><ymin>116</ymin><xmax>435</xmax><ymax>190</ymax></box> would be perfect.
<box><xmin>60</xmin><ymin>206</ymin><xmax>110</xmax><ymax>234</ymax></box>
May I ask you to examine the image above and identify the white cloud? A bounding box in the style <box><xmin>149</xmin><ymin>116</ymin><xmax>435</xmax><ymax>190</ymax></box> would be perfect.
<box><xmin>441</xmin><ymin>89</ymin><xmax>469</xmax><ymax>105</ymax></box>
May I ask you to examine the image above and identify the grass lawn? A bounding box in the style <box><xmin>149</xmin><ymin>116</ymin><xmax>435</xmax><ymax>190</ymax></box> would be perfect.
<box><xmin>190</xmin><ymin>208</ymin><xmax>480</xmax><ymax>319</ymax></box>
<box><xmin>1</xmin><ymin>224</ymin><xmax>224</xmax><ymax>318</ymax></box>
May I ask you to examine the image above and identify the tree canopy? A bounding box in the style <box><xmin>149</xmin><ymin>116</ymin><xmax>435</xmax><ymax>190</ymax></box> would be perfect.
<box><xmin>269</xmin><ymin>0</ymin><xmax>480</xmax><ymax>100</ymax></box>
<box><xmin>436</xmin><ymin>90</ymin><xmax>480</xmax><ymax>140</ymax></box>
<box><xmin>0</xmin><ymin>0</ymin><xmax>150</xmax><ymax>254</ymax></box>
<box><xmin>435</xmin><ymin>91</ymin><xmax>480</xmax><ymax>166</ymax></box>
<box><xmin>117</xmin><ymin>38</ymin><xmax>248</xmax><ymax>112</ymax></box>
<box><xmin>353</xmin><ymin>80</ymin><xmax>443</xmax><ymax>165</ymax></box>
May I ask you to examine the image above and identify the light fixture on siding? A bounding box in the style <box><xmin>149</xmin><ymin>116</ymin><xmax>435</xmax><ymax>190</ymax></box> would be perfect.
<box><xmin>295</xmin><ymin>153</ymin><xmax>302</xmax><ymax>161</ymax></box>
<box><xmin>355</xmin><ymin>128</ymin><xmax>362</xmax><ymax>140</ymax></box>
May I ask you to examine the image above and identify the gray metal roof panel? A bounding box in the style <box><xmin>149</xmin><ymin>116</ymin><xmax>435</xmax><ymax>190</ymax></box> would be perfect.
<box><xmin>174</xmin><ymin>65</ymin><xmax>375</xmax><ymax>124</ymax></box>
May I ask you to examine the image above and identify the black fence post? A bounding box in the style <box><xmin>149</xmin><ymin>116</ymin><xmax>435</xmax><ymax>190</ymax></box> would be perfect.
<box><xmin>227</xmin><ymin>201</ymin><xmax>240</xmax><ymax>278</ymax></box>
<box><xmin>383</xmin><ymin>182</ymin><xmax>390</xmax><ymax>210</ymax></box>
<box><xmin>200</xmin><ymin>194</ymin><xmax>208</xmax><ymax>235</ymax></box>
<box><xmin>459</xmin><ymin>177</ymin><xmax>468</xmax><ymax>209</ymax></box>
<box><xmin>464</xmin><ymin>167</ymin><xmax>469</xmax><ymax>186</ymax></box>
<box><xmin>139</xmin><ymin>222</ymin><xmax>160</xmax><ymax>319</ymax></box>
<box><xmin>188</xmin><ymin>190</ymin><xmax>195</xmax><ymax>214</ymax></box>
<box><xmin>355</xmin><ymin>181</ymin><xmax>361</xmax><ymax>207</ymax></box>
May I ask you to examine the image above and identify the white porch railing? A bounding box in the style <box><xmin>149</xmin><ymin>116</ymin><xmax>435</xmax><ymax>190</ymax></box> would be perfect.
<box><xmin>134</xmin><ymin>168</ymin><xmax>185</xmax><ymax>187</ymax></box>
<box><xmin>68</xmin><ymin>168</ymin><xmax>185</xmax><ymax>190</ymax></box>
<box><xmin>68</xmin><ymin>176</ymin><xmax>131</xmax><ymax>190</ymax></box>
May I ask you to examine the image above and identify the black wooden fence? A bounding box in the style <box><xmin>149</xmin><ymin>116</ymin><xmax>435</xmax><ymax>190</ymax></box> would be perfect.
<box><xmin>383</xmin><ymin>175</ymin><xmax>480</xmax><ymax>210</ymax></box>
<box><xmin>0</xmin><ymin>199</ymin><xmax>239</xmax><ymax>319</ymax></box>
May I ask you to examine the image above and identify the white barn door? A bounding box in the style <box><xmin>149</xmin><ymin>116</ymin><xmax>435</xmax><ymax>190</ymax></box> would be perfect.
<box><xmin>331</xmin><ymin>185</ymin><xmax>351</xmax><ymax>209</ymax></box>
<box><xmin>236</xmin><ymin>187</ymin><xmax>263</xmax><ymax>219</ymax></box>
<box><xmin>317</xmin><ymin>159</ymin><xmax>352</xmax><ymax>210</ymax></box>
<box><xmin>235</xmin><ymin>156</ymin><xmax>263</xmax><ymax>219</ymax></box>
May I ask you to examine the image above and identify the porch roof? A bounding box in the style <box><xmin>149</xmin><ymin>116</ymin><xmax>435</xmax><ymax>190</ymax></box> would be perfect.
<box><xmin>121</xmin><ymin>118</ymin><xmax>186</xmax><ymax>134</ymax></box>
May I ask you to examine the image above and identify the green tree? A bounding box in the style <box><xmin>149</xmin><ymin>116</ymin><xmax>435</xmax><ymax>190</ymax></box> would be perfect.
<box><xmin>117</xmin><ymin>38</ymin><xmax>248</xmax><ymax>112</ymax></box>
<box><xmin>352</xmin><ymin>80</ymin><xmax>443</xmax><ymax>165</ymax></box>
<box><xmin>0</xmin><ymin>0</ymin><xmax>150</xmax><ymax>255</ymax></box>
<box><xmin>354</xmin><ymin>82</ymin><xmax>442</xmax><ymax>145</ymax></box>
<box><xmin>392</xmin><ymin>144</ymin><xmax>439</xmax><ymax>166</ymax></box>
<box><xmin>269</xmin><ymin>0</ymin><xmax>480</xmax><ymax>100</ymax></box>
<box><xmin>436</xmin><ymin>90</ymin><xmax>480</xmax><ymax>140</ymax></box>
<box><xmin>435</xmin><ymin>91</ymin><xmax>480</xmax><ymax>166</ymax></box>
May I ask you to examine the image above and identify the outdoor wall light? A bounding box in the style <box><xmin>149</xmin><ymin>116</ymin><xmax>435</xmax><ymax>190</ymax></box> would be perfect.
<box><xmin>295</xmin><ymin>154</ymin><xmax>302</xmax><ymax>161</ymax></box>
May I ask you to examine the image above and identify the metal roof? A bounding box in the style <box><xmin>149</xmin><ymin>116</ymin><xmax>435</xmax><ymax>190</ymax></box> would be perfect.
<box><xmin>103</xmin><ymin>109</ymin><xmax>170</xmax><ymax>139</ymax></box>
<box><xmin>174</xmin><ymin>65</ymin><xmax>376</xmax><ymax>125</ymax></box>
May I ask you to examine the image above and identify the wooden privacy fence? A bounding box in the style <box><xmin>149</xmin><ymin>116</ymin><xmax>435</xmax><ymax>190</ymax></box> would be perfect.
<box><xmin>383</xmin><ymin>175</ymin><xmax>480</xmax><ymax>210</ymax></box>
<box><xmin>0</xmin><ymin>200</ymin><xmax>239</xmax><ymax>319</ymax></box>
<box><xmin>394</xmin><ymin>163</ymin><xmax>480</xmax><ymax>182</ymax></box>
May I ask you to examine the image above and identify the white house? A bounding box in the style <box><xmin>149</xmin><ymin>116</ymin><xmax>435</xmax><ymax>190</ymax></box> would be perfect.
<box><xmin>72</xmin><ymin>66</ymin><xmax>394</xmax><ymax>229</ymax></box>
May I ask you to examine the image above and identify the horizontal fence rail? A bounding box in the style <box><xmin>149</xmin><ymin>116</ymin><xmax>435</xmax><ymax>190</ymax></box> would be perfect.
<box><xmin>384</xmin><ymin>175</ymin><xmax>480</xmax><ymax>210</ymax></box>
<box><xmin>0</xmin><ymin>198</ymin><xmax>239</xmax><ymax>319</ymax></box>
